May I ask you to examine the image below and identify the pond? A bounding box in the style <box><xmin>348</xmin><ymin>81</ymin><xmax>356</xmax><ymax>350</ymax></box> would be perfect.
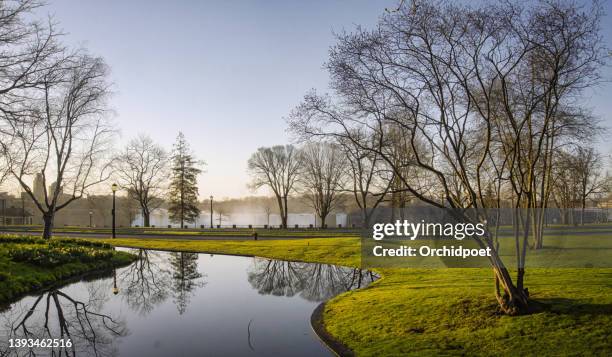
<box><xmin>0</xmin><ymin>249</ymin><xmax>377</xmax><ymax>356</ymax></box>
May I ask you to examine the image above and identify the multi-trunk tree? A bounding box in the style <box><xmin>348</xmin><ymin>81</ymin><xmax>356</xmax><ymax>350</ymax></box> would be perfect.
<box><xmin>289</xmin><ymin>0</ymin><xmax>606</xmax><ymax>314</ymax></box>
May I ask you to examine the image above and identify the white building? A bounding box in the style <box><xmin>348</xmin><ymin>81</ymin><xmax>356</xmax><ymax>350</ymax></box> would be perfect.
<box><xmin>131</xmin><ymin>209</ymin><xmax>348</xmax><ymax>228</ymax></box>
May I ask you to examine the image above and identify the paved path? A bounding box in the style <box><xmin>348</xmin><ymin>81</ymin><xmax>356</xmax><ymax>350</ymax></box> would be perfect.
<box><xmin>0</xmin><ymin>230</ymin><xmax>347</xmax><ymax>241</ymax></box>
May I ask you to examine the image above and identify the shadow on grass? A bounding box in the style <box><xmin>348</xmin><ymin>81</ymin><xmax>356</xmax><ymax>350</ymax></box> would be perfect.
<box><xmin>536</xmin><ymin>298</ymin><xmax>612</xmax><ymax>316</ymax></box>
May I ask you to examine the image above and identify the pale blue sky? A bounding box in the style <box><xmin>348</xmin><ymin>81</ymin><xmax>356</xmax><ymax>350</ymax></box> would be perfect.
<box><xmin>39</xmin><ymin>0</ymin><xmax>612</xmax><ymax>199</ymax></box>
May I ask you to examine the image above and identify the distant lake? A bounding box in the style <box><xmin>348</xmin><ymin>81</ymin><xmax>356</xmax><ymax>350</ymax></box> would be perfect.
<box><xmin>0</xmin><ymin>249</ymin><xmax>376</xmax><ymax>356</ymax></box>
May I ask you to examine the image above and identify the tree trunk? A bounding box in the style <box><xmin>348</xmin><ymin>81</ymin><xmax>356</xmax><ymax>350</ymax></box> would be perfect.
<box><xmin>274</xmin><ymin>195</ymin><xmax>285</xmax><ymax>228</ymax></box>
<box><xmin>281</xmin><ymin>215</ymin><xmax>287</xmax><ymax>229</ymax></box>
<box><xmin>282</xmin><ymin>195</ymin><xmax>289</xmax><ymax>229</ymax></box>
<box><xmin>362</xmin><ymin>209</ymin><xmax>370</xmax><ymax>230</ymax></box>
<box><xmin>42</xmin><ymin>212</ymin><xmax>55</xmax><ymax>239</ymax></box>
<box><xmin>560</xmin><ymin>208</ymin><xmax>567</xmax><ymax>225</ymax></box>
<box><xmin>143</xmin><ymin>210</ymin><xmax>151</xmax><ymax>227</ymax></box>
<box><xmin>320</xmin><ymin>215</ymin><xmax>326</xmax><ymax>229</ymax></box>
<box><xmin>532</xmin><ymin>208</ymin><xmax>545</xmax><ymax>250</ymax></box>
<box><xmin>490</xmin><ymin>227</ymin><xmax>529</xmax><ymax>315</ymax></box>
<box><xmin>493</xmin><ymin>265</ymin><xmax>529</xmax><ymax>315</ymax></box>
<box><xmin>493</xmin><ymin>207</ymin><xmax>530</xmax><ymax>315</ymax></box>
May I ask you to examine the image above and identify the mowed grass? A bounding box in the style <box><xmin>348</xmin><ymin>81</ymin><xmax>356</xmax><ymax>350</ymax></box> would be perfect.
<box><xmin>0</xmin><ymin>235</ymin><xmax>136</xmax><ymax>303</ymax></box>
<box><xmin>100</xmin><ymin>235</ymin><xmax>612</xmax><ymax>356</ymax></box>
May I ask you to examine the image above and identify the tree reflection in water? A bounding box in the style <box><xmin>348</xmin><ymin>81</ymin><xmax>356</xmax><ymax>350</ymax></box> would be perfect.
<box><xmin>119</xmin><ymin>249</ymin><xmax>172</xmax><ymax>316</ymax></box>
<box><xmin>247</xmin><ymin>259</ymin><xmax>378</xmax><ymax>302</ymax></box>
<box><xmin>1</xmin><ymin>285</ymin><xmax>127</xmax><ymax>357</ymax></box>
<box><xmin>169</xmin><ymin>252</ymin><xmax>206</xmax><ymax>314</ymax></box>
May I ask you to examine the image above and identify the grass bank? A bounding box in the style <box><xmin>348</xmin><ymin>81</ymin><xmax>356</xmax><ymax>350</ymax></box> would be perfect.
<box><xmin>0</xmin><ymin>235</ymin><xmax>136</xmax><ymax>304</ymax></box>
<box><xmin>101</xmin><ymin>236</ymin><xmax>612</xmax><ymax>356</ymax></box>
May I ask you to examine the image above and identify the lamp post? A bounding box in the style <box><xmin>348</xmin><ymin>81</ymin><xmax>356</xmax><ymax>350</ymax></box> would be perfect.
<box><xmin>111</xmin><ymin>183</ymin><xmax>118</xmax><ymax>238</ymax></box>
<box><xmin>210</xmin><ymin>195</ymin><xmax>213</xmax><ymax>228</ymax></box>
<box><xmin>89</xmin><ymin>211</ymin><xmax>93</xmax><ymax>227</ymax></box>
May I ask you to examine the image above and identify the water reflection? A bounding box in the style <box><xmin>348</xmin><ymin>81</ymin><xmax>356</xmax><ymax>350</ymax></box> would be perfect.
<box><xmin>2</xmin><ymin>283</ymin><xmax>127</xmax><ymax>356</ymax></box>
<box><xmin>248</xmin><ymin>259</ymin><xmax>377</xmax><ymax>302</ymax></box>
<box><xmin>119</xmin><ymin>249</ymin><xmax>171</xmax><ymax>315</ymax></box>
<box><xmin>169</xmin><ymin>252</ymin><xmax>206</xmax><ymax>314</ymax></box>
<box><xmin>0</xmin><ymin>250</ymin><xmax>376</xmax><ymax>356</ymax></box>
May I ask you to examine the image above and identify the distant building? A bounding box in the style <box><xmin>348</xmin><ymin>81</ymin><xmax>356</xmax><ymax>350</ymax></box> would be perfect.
<box><xmin>0</xmin><ymin>188</ymin><xmax>137</xmax><ymax>228</ymax></box>
<box><xmin>0</xmin><ymin>207</ymin><xmax>33</xmax><ymax>225</ymax></box>
<box><xmin>33</xmin><ymin>173</ymin><xmax>45</xmax><ymax>201</ymax></box>
<box><xmin>0</xmin><ymin>193</ymin><xmax>33</xmax><ymax>225</ymax></box>
<box><xmin>131</xmin><ymin>209</ymin><xmax>348</xmax><ymax>228</ymax></box>
<box><xmin>32</xmin><ymin>173</ymin><xmax>63</xmax><ymax>202</ymax></box>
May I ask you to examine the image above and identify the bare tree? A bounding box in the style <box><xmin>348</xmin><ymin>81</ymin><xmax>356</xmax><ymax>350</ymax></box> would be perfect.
<box><xmin>217</xmin><ymin>208</ymin><xmax>225</xmax><ymax>226</ymax></box>
<box><xmin>114</xmin><ymin>135</ymin><xmax>168</xmax><ymax>227</ymax></box>
<box><xmin>341</xmin><ymin>137</ymin><xmax>391</xmax><ymax>228</ymax></box>
<box><xmin>288</xmin><ymin>0</ymin><xmax>606</xmax><ymax>314</ymax></box>
<box><xmin>247</xmin><ymin>145</ymin><xmax>300</xmax><ymax>228</ymax></box>
<box><xmin>572</xmin><ymin>147</ymin><xmax>608</xmax><ymax>225</ymax></box>
<box><xmin>0</xmin><ymin>0</ymin><xmax>64</xmax><ymax>190</ymax></box>
<box><xmin>2</xmin><ymin>53</ymin><xmax>113</xmax><ymax>239</ymax></box>
<box><xmin>291</xmin><ymin>98</ymin><xmax>391</xmax><ymax>228</ymax></box>
<box><xmin>298</xmin><ymin>142</ymin><xmax>347</xmax><ymax>228</ymax></box>
<box><xmin>0</xmin><ymin>0</ymin><xmax>65</xmax><ymax>118</ymax></box>
<box><xmin>550</xmin><ymin>150</ymin><xmax>581</xmax><ymax>225</ymax></box>
<box><xmin>263</xmin><ymin>202</ymin><xmax>274</xmax><ymax>227</ymax></box>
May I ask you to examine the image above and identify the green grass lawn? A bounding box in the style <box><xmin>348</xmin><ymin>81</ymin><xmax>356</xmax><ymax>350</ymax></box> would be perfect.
<box><xmin>98</xmin><ymin>236</ymin><xmax>612</xmax><ymax>356</ymax></box>
<box><xmin>0</xmin><ymin>235</ymin><xmax>136</xmax><ymax>304</ymax></box>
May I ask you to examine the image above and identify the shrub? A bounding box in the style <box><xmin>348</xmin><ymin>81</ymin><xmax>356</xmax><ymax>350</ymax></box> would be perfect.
<box><xmin>0</xmin><ymin>235</ymin><xmax>46</xmax><ymax>245</ymax></box>
<box><xmin>0</xmin><ymin>235</ymin><xmax>111</xmax><ymax>249</ymax></box>
<box><xmin>8</xmin><ymin>246</ymin><xmax>115</xmax><ymax>268</ymax></box>
<box><xmin>52</xmin><ymin>238</ymin><xmax>111</xmax><ymax>249</ymax></box>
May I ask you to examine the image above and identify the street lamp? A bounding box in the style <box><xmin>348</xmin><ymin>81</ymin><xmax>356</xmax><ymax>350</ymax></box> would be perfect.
<box><xmin>210</xmin><ymin>195</ymin><xmax>213</xmax><ymax>228</ymax></box>
<box><xmin>89</xmin><ymin>211</ymin><xmax>93</xmax><ymax>227</ymax></box>
<box><xmin>111</xmin><ymin>183</ymin><xmax>118</xmax><ymax>238</ymax></box>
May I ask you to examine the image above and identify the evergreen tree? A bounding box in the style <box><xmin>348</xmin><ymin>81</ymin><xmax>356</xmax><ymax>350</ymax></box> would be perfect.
<box><xmin>168</xmin><ymin>132</ymin><xmax>203</xmax><ymax>228</ymax></box>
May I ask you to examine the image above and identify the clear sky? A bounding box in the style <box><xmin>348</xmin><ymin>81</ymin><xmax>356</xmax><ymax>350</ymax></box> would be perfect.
<box><xmin>38</xmin><ymin>0</ymin><xmax>612</xmax><ymax>199</ymax></box>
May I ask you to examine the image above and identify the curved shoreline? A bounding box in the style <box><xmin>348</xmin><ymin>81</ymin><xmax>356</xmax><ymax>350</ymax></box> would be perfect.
<box><xmin>311</xmin><ymin>302</ymin><xmax>355</xmax><ymax>357</ymax></box>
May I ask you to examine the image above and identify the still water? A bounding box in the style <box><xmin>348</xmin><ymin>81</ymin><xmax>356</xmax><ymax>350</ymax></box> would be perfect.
<box><xmin>0</xmin><ymin>249</ymin><xmax>376</xmax><ymax>356</ymax></box>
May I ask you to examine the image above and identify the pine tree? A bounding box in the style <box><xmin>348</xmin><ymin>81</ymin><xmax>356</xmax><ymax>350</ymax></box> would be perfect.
<box><xmin>168</xmin><ymin>132</ymin><xmax>203</xmax><ymax>228</ymax></box>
